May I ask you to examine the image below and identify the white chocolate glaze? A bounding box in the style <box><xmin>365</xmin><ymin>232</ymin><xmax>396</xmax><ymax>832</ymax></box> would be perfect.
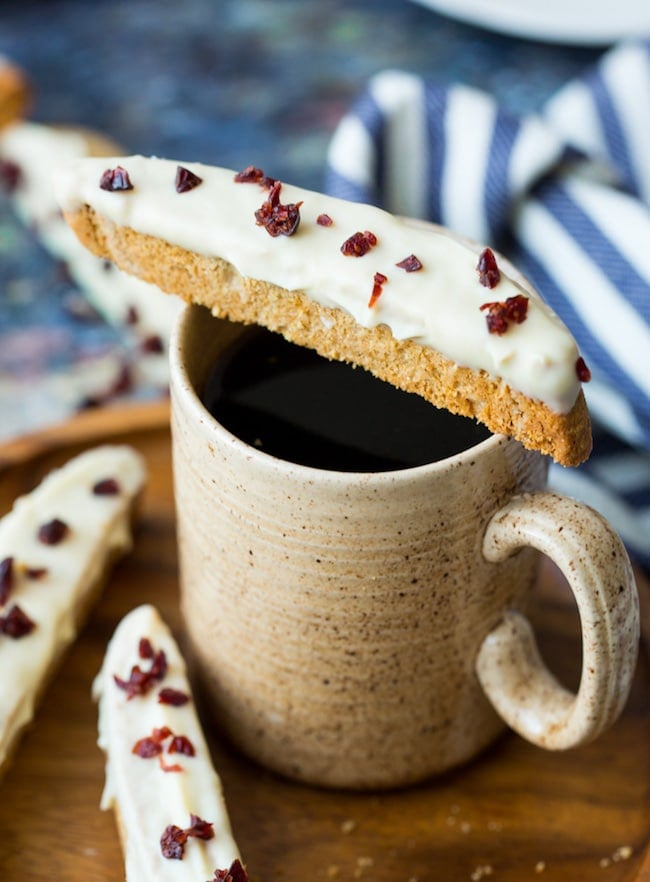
<box><xmin>93</xmin><ymin>604</ymin><xmax>240</xmax><ymax>881</ymax></box>
<box><xmin>0</xmin><ymin>124</ymin><xmax>181</xmax><ymax>370</ymax></box>
<box><xmin>0</xmin><ymin>444</ymin><xmax>146</xmax><ymax>771</ymax></box>
<box><xmin>56</xmin><ymin>154</ymin><xmax>584</xmax><ymax>413</ymax></box>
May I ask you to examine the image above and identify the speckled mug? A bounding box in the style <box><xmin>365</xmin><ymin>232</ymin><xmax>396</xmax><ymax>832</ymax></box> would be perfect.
<box><xmin>170</xmin><ymin>304</ymin><xmax>639</xmax><ymax>790</ymax></box>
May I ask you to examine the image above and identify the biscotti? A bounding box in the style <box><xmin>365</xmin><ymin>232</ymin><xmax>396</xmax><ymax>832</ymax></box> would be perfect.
<box><xmin>0</xmin><ymin>444</ymin><xmax>146</xmax><ymax>777</ymax></box>
<box><xmin>0</xmin><ymin>123</ymin><xmax>182</xmax><ymax>389</ymax></box>
<box><xmin>93</xmin><ymin>603</ymin><xmax>245</xmax><ymax>882</ymax></box>
<box><xmin>56</xmin><ymin>154</ymin><xmax>592</xmax><ymax>466</ymax></box>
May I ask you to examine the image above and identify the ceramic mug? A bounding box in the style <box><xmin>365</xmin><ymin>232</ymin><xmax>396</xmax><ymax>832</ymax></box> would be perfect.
<box><xmin>169</xmin><ymin>303</ymin><xmax>639</xmax><ymax>790</ymax></box>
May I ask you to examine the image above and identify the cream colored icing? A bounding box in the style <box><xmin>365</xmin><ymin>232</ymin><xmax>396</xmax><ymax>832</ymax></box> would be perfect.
<box><xmin>93</xmin><ymin>604</ymin><xmax>240</xmax><ymax>881</ymax></box>
<box><xmin>0</xmin><ymin>444</ymin><xmax>146</xmax><ymax>771</ymax></box>
<box><xmin>55</xmin><ymin>154</ymin><xmax>584</xmax><ymax>413</ymax></box>
<box><xmin>0</xmin><ymin>124</ymin><xmax>182</xmax><ymax>363</ymax></box>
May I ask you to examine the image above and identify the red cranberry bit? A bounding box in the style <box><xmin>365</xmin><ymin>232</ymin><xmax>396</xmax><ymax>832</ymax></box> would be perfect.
<box><xmin>575</xmin><ymin>356</ymin><xmax>591</xmax><ymax>382</ymax></box>
<box><xmin>158</xmin><ymin>687</ymin><xmax>190</xmax><ymax>706</ymax></box>
<box><xmin>480</xmin><ymin>295</ymin><xmax>529</xmax><ymax>335</ymax></box>
<box><xmin>25</xmin><ymin>567</ymin><xmax>48</xmax><ymax>580</ymax></box>
<box><xmin>234</xmin><ymin>165</ymin><xmax>265</xmax><ymax>184</ymax></box>
<box><xmin>125</xmin><ymin>305</ymin><xmax>139</xmax><ymax>325</ymax></box>
<box><xmin>477</xmin><ymin>247</ymin><xmax>501</xmax><ymax>289</ymax></box>
<box><xmin>187</xmin><ymin>815</ymin><xmax>215</xmax><ymax>841</ymax></box>
<box><xmin>0</xmin><ymin>604</ymin><xmax>36</xmax><ymax>638</ymax></box>
<box><xmin>161</xmin><ymin>825</ymin><xmax>188</xmax><ymax>860</ymax></box>
<box><xmin>254</xmin><ymin>180</ymin><xmax>302</xmax><ymax>237</ymax></box>
<box><xmin>114</xmin><ymin>639</ymin><xmax>168</xmax><ymax>699</ymax></box>
<box><xmin>368</xmin><ymin>272</ymin><xmax>387</xmax><ymax>308</ymax></box>
<box><xmin>0</xmin><ymin>159</ymin><xmax>22</xmax><ymax>193</ymax></box>
<box><xmin>317</xmin><ymin>213</ymin><xmax>333</xmax><ymax>227</ymax></box>
<box><xmin>132</xmin><ymin>726</ymin><xmax>172</xmax><ymax>758</ymax></box>
<box><xmin>504</xmin><ymin>294</ymin><xmax>528</xmax><ymax>324</ymax></box>
<box><xmin>139</xmin><ymin>637</ymin><xmax>154</xmax><ymax>659</ymax></box>
<box><xmin>396</xmin><ymin>254</ymin><xmax>422</xmax><ymax>272</ymax></box>
<box><xmin>168</xmin><ymin>734</ymin><xmax>196</xmax><ymax>756</ymax></box>
<box><xmin>92</xmin><ymin>477</ymin><xmax>121</xmax><ymax>496</ymax></box>
<box><xmin>175</xmin><ymin>165</ymin><xmax>203</xmax><ymax>193</ymax></box>
<box><xmin>340</xmin><ymin>230</ymin><xmax>377</xmax><ymax>257</ymax></box>
<box><xmin>234</xmin><ymin>166</ymin><xmax>276</xmax><ymax>189</ymax></box>
<box><xmin>0</xmin><ymin>557</ymin><xmax>14</xmax><ymax>606</ymax></box>
<box><xmin>161</xmin><ymin>815</ymin><xmax>214</xmax><ymax>860</ymax></box>
<box><xmin>211</xmin><ymin>859</ymin><xmax>250</xmax><ymax>882</ymax></box>
<box><xmin>158</xmin><ymin>687</ymin><xmax>190</xmax><ymax>707</ymax></box>
<box><xmin>141</xmin><ymin>334</ymin><xmax>164</xmax><ymax>354</ymax></box>
<box><xmin>38</xmin><ymin>518</ymin><xmax>70</xmax><ymax>545</ymax></box>
<box><xmin>132</xmin><ymin>736</ymin><xmax>165</xmax><ymax>759</ymax></box>
<box><xmin>99</xmin><ymin>166</ymin><xmax>134</xmax><ymax>192</ymax></box>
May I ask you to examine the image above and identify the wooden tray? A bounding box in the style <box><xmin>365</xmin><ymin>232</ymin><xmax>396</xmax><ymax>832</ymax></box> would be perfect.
<box><xmin>0</xmin><ymin>401</ymin><xmax>649</xmax><ymax>882</ymax></box>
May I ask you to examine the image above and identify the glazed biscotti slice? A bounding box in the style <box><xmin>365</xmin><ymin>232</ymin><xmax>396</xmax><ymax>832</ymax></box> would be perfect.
<box><xmin>56</xmin><ymin>154</ymin><xmax>592</xmax><ymax>465</ymax></box>
<box><xmin>0</xmin><ymin>124</ymin><xmax>182</xmax><ymax>389</ymax></box>
<box><xmin>93</xmin><ymin>604</ymin><xmax>245</xmax><ymax>882</ymax></box>
<box><xmin>0</xmin><ymin>444</ymin><xmax>146</xmax><ymax>776</ymax></box>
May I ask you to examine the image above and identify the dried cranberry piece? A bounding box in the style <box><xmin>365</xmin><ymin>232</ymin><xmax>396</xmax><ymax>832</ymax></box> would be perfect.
<box><xmin>0</xmin><ymin>557</ymin><xmax>14</xmax><ymax>606</ymax></box>
<box><xmin>317</xmin><ymin>213</ymin><xmax>333</xmax><ymax>227</ymax></box>
<box><xmin>125</xmin><ymin>305</ymin><xmax>139</xmax><ymax>325</ymax></box>
<box><xmin>480</xmin><ymin>295</ymin><xmax>529</xmax><ymax>335</ymax></box>
<box><xmin>161</xmin><ymin>825</ymin><xmax>188</xmax><ymax>860</ymax></box>
<box><xmin>38</xmin><ymin>518</ymin><xmax>69</xmax><ymax>545</ymax></box>
<box><xmin>211</xmin><ymin>859</ymin><xmax>249</xmax><ymax>882</ymax></box>
<box><xmin>139</xmin><ymin>637</ymin><xmax>154</xmax><ymax>659</ymax></box>
<box><xmin>175</xmin><ymin>165</ymin><xmax>203</xmax><ymax>193</ymax></box>
<box><xmin>368</xmin><ymin>272</ymin><xmax>387</xmax><ymax>308</ymax></box>
<box><xmin>477</xmin><ymin>247</ymin><xmax>500</xmax><ymax>289</ymax></box>
<box><xmin>234</xmin><ymin>166</ymin><xmax>276</xmax><ymax>188</ymax></box>
<box><xmin>141</xmin><ymin>334</ymin><xmax>164</xmax><ymax>354</ymax></box>
<box><xmin>187</xmin><ymin>815</ymin><xmax>215</xmax><ymax>841</ymax></box>
<box><xmin>158</xmin><ymin>687</ymin><xmax>190</xmax><ymax>706</ymax></box>
<box><xmin>25</xmin><ymin>567</ymin><xmax>48</xmax><ymax>580</ymax></box>
<box><xmin>0</xmin><ymin>604</ymin><xmax>36</xmax><ymax>638</ymax></box>
<box><xmin>168</xmin><ymin>735</ymin><xmax>196</xmax><ymax>756</ymax></box>
<box><xmin>0</xmin><ymin>159</ymin><xmax>22</xmax><ymax>193</ymax></box>
<box><xmin>254</xmin><ymin>181</ymin><xmax>302</xmax><ymax>237</ymax></box>
<box><xmin>76</xmin><ymin>363</ymin><xmax>133</xmax><ymax>411</ymax></box>
<box><xmin>132</xmin><ymin>736</ymin><xmax>164</xmax><ymax>758</ymax></box>
<box><xmin>575</xmin><ymin>356</ymin><xmax>591</xmax><ymax>382</ymax></box>
<box><xmin>341</xmin><ymin>230</ymin><xmax>377</xmax><ymax>257</ymax></box>
<box><xmin>161</xmin><ymin>815</ymin><xmax>214</xmax><ymax>860</ymax></box>
<box><xmin>99</xmin><ymin>166</ymin><xmax>134</xmax><ymax>192</ymax></box>
<box><xmin>234</xmin><ymin>165</ymin><xmax>265</xmax><ymax>184</ymax></box>
<box><xmin>93</xmin><ymin>477</ymin><xmax>121</xmax><ymax>496</ymax></box>
<box><xmin>396</xmin><ymin>254</ymin><xmax>422</xmax><ymax>272</ymax></box>
<box><xmin>114</xmin><ymin>639</ymin><xmax>168</xmax><ymax>699</ymax></box>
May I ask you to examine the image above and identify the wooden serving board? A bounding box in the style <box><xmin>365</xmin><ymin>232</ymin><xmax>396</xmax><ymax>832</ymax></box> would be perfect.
<box><xmin>0</xmin><ymin>401</ymin><xmax>649</xmax><ymax>882</ymax></box>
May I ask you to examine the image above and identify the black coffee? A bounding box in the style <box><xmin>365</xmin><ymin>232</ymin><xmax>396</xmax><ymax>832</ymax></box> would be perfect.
<box><xmin>203</xmin><ymin>327</ymin><xmax>491</xmax><ymax>472</ymax></box>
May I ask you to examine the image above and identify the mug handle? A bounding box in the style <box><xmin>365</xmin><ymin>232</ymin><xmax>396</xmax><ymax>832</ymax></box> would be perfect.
<box><xmin>476</xmin><ymin>491</ymin><xmax>639</xmax><ymax>749</ymax></box>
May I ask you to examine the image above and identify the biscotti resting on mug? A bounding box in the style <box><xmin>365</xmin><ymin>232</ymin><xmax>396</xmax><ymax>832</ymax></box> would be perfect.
<box><xmin>56</xmin><ymin>154</ymin><xmax>592</xmax><ymax>466</ymax></box>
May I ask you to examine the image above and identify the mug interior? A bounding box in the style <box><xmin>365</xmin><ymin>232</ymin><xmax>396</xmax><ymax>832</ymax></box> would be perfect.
<box><xmin>170</xmin><ymin>303</ymin><xmax>506</xmax><ymax>482</ymax></box>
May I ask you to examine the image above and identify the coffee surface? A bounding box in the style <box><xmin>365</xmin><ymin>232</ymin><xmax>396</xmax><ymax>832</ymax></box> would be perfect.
<box><xmin>203</xmin><ymin>328</ymin><xmax>491</xmax><ymax>472</ymax></box>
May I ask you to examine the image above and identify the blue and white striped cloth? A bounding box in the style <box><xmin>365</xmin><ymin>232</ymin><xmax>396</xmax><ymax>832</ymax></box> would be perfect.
<box><xmin>325</xmin><ymin>39</ymin><xmax>650</xmax><ymax>569</ymax></box>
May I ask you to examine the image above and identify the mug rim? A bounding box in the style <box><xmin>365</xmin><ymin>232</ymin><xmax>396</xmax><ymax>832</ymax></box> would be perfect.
<box><xmin>170</xmin><ymin>303</ymin><xmax>518</xmax><ymax>486</ymax></box>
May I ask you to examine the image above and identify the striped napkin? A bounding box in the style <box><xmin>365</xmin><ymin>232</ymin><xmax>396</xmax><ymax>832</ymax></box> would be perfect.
<box><xmin>325</xmin><ymin>39</ymin><xmax>650</xmax><ymax>569</ymax></box>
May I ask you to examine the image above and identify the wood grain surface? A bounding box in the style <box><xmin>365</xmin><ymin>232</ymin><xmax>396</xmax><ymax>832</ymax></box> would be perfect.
<box><xmin>0</xmin><ymin>401</ymin><xmax>648</xmax><ymax>882</ymax></box>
